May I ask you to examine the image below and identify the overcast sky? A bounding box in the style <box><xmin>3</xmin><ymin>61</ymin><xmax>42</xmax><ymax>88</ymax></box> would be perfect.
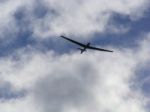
<box><xmin>0</xmin><ymin>0</ymin><xmax>150</xmax><ymax>112</ymax></box>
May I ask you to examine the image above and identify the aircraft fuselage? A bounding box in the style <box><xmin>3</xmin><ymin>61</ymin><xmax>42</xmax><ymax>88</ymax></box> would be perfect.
<box><xmin>79</xmin><ymin>43</ymin><xmax>90</xmax><ymax>54</ymax></box>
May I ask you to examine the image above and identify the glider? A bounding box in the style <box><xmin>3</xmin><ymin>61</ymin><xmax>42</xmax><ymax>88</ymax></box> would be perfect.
<box><xmin>60</xmin><ymin>35</ymin><xmax>113</xmax><ymax>54</ymax></box>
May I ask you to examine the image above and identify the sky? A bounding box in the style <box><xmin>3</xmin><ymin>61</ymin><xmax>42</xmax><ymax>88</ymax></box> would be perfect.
<box><xmin>0</xmin><ymin>0</ymin><xmax>150</xmax><ymax>112</ymax></box>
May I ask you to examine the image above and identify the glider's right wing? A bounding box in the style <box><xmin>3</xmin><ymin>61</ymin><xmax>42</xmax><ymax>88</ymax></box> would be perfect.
<box><xmin>60</xmin><ymin>36</ymin><xmax>85</xmax><ymax>47</ymax></box>
<box><xmin>88</xmin><ymin>46</ymin><xmax>113</xmax><ymax>52</ymax></box>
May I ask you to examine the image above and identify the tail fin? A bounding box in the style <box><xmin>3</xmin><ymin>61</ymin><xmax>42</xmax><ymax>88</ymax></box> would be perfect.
<box><xmin>77</xmin><ymin>48</ymin><xmax>85</xmax><ymax>54</ymax></box>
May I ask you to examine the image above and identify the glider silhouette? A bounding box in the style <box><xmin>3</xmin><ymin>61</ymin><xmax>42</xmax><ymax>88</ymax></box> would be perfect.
<box><xmin>60</xmin><ymin>35</ymin><xmax>113</xmax><ymax>54</ymax></box>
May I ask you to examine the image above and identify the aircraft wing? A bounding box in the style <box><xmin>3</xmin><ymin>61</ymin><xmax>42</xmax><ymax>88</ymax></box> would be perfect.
<box><xmin>88</xmin><ymin>46</ymin><xmax>113</xmax><ymax>52</ymax></box>
<box><xmin>60</xmin><ymin>36</ymin><xmax>85</xmax><ymax>47</ymax></box>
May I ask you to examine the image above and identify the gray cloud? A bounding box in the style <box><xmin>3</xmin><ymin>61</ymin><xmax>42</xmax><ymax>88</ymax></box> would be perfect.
<box><xmin>34</xmin><ymin>76</ymin><xmax>92</xmax><ymax>112</ymax></box>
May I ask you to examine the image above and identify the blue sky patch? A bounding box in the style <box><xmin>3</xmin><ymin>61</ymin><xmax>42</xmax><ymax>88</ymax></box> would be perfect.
<box><xmin>0</xmin><ymin>82</ymin><xmax>27</xmax><ymax>101</ymax></box>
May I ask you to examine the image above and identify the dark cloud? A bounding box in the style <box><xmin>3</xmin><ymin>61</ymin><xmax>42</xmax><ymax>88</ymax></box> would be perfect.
<box><xmin>33</xmin><ymin>60</ymin><xmax>98</xmax><ymax>112</ymax></box>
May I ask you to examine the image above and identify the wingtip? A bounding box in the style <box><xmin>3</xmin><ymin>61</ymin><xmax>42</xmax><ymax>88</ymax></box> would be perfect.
<box><xmin>107</xmin><ymin>50</ymin><xmax>113</xmax><ymax>52</ymax></box>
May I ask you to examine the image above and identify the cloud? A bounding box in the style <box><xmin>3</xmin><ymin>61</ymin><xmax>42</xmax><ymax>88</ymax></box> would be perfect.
<box><xmin>0</xmin><ymin>81</ymin><xmax>26</xmax><ymax>101</ymax></box>
<box><xmin>0</xmin><ymin>0</ymin><xmax>149</xmax><ymax>40</ymax></box>
<box><xmin>31</xmin><ymin>0</ymin><xmax>150</xmax><ymax>38</ymax></box>
<box><xmin>0</xmin><ymin>33</ymin><xmax>150</xmax><ymax>112</ymax></box>
<box><xmin>0</xmin><ymin>96</ymin><xmax>37</xmax><ymax>112</ymax></box>
<box><xmin>0</xmin><ymin>1</ymin><xmax>150</xmax><ymax>112</ymax></box>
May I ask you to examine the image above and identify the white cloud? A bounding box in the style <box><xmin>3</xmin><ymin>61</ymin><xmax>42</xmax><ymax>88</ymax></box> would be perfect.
<box><xmin>30</xmin><ymin>0</ymin><xmax>150</xmax><ymax>38</ymax></box>
<box><xmin>0</xmin><ymin>0</ymin><xmax>149</xmax><ymax>39</ymax></box>
<box><xmin>0</xmin><ymin>0</ymin><xmax>150</xmax><ymax>112</ymax></box>
<box><xmin>0</xmin><ymin>33</ymin><xmax>150</xmax><ymax>112</ymax></box>
<box><xmin>0</xmin><ymin>96</ymin><xmax>38</xmax><ymax>112</ymax></box>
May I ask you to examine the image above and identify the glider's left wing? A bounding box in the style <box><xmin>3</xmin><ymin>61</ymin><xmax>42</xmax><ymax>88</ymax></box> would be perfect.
<box><xmin>88</xmin><ymin>46</ymin><xmax>113</xmax><ymax>52</ymax></box>
<box><xmin>60</xmin><ymin>36</ymin><xmax>85</xmax><ymax>47</ymax></box>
